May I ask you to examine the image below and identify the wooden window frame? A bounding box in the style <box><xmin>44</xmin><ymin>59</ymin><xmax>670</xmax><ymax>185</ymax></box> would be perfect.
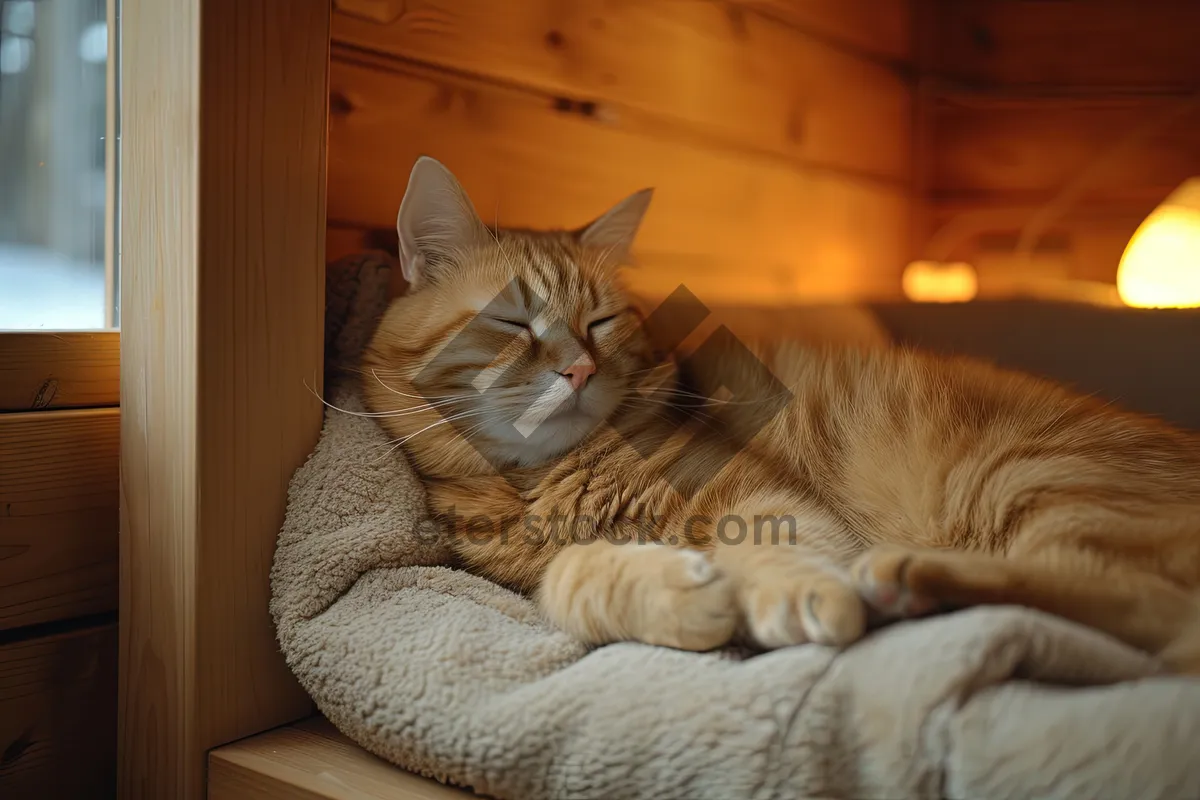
<box><xmin>0</xmin><ymin>333</ymin><xmax>120</xmax><ymax>412</ymax></box>
<box><xmin>118</xmin><ymin>1</ymin><xmax>330</xmax><ymax>798</ymax></box>
<box><xmin>0</xmin><ymin>3</ymin><xmax>125</xmax><ymax>794</ymax></box>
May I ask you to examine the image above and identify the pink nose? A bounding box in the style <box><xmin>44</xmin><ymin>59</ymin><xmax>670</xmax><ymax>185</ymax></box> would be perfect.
<box><xmin>558</xmin><ymin>358</ymin><xmax>596</xmax><ymax>391</ymax></box>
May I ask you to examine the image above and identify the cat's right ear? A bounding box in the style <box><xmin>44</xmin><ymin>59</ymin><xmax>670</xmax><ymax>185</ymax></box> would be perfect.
<box><xmin>576</xmin><ymin>188</ymin><xmax>654</xmax><ymax>267</ymax></box>
<box><xmin>396</xmin><ymin>156</ymin><xmax>487</xmax><ymax>289</ymax></box>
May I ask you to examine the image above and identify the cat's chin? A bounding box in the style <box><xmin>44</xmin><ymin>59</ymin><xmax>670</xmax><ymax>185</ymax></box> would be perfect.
<box><xmin>483</xmin><ymin>411</ymin><xmax>607</xmax><ymax>468</ymax></box>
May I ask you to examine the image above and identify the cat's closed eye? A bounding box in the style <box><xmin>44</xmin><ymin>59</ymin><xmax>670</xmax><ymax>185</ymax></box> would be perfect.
<box><xmin>587</xmin><ymin>314</ymin><xmax>620</xmax><ymax>333</ymax></box>
<box><xmin>490</xmin><ymin>317</ymin><xmax>532</xmax><ymax>332</ymax></box>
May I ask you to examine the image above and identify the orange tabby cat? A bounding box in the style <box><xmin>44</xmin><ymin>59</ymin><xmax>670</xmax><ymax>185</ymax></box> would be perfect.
<box><xmin>362</xmin><ymin>157</ymin><xmax>1200</xmax><ymax>672</ymax></box>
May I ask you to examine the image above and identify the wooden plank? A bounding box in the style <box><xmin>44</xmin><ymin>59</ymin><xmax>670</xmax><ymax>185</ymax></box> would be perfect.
<box><xmin>327</xmin><ymin>54</ymin><xmax>911</xmax><ymax>304</ymax></box>
<box><xmin>324</xmin><ymin>225</ymin><xmax>915</xmax><ymax>314</ymax></box>
<box><xmin>0</xmin><ymin>621</ymin><xmax>118</xmax><ymax>798</ymax></box>
<box><xmin>932</xmin><ymin>0</ymin><xmax>1200</xmax><ymax>90</ymax></box>
<box><xmin>0</xmin><ymin>409</ymin><xmax>119</xmax><ymax>630</ymax></box>
<box><xmin>910</xmin><ymin>0</ymin><xmax>941</xmax><ymax>278</ymax></box>
<box><xmin>209</xmin><ymin>716</ymin><xmax>477</xmax><ymax>800</ymax></box>
<box><xmin>734</xmin><ymin>0</ymin><xmax>911</xmax><ymax>60</ymax></box>
<box><xmin>0</xmin><ymin>331</ymin><xmax>120</xmax><ymax>411</ymax></box>
<box><xmin>118</xmin><ymin>1</ymin><xmax>329</xmax><ymax>798</ymax></box>
<box><xmin>330</xmin><ymin>0</ymin><xmax>912</xmax><ymax>182</ymax></box>
<box><xmin>930</xmin><ymin>98</ymin><xmax>1200</xmax><ymax>203</ymax></box>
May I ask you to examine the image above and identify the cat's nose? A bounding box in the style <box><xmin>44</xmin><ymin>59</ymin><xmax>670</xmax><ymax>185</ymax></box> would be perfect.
<box><xmin>556</xmin><ymin>355</ymin><xmax>596</xmax><ymax>391</ymax></box>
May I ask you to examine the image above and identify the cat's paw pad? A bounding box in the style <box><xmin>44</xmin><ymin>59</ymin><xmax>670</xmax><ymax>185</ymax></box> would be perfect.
<box><xmin>743</xmin><ymin>572</ymin><xmax>866</xmax><ymax>648</ymax></box>
<box><xmin>851</xmin><ymin>546</ymin><xmax>940</xmax><ymax>617</ymax></box>
<box><xmin>669</xmin><ymin>548</ymin><xmax>717</xmax><ymax>586</ymax></box>
<box><xmin>636</xmin><ymin>548</ymin><xmax>738</xmax><ymax>651</ymax></box>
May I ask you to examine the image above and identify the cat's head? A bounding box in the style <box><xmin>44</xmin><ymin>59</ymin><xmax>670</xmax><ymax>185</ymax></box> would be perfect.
<box><xmin>361</xmin><ymin>157</ymin><xmax>671</xmax><ymax>475</ymax></box>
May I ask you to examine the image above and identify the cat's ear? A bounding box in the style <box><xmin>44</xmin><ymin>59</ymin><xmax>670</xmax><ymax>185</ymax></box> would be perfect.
<box><xmin>577</xmin><ymin>188</ymin><xmax>654</xmax><ymax>266</ymax></box>
<box><xmin>396</xmin><ymin>156</ymin><xmax>487</xmax><ymax>288</ymax></box>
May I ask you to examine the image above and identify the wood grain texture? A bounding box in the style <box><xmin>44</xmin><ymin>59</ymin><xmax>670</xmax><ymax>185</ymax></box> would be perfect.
<box><xmin>926</xmin><ymin>199</ymin><xmax>1149</xmax><ymax>286</ymax></box>
<box><xmin>328</xmin><ymin>52</ymin><xmax>911</xmax><ymax>304</ymax></box>
<box><xmin>0</xmin><ymin>332</ymin><xmax>120</xmax><ymax>411</ymax></box>
<box><xmin>0</xmin><ymin>621</ymin><xmax>118</xmax><ymax>799</ymax></box>
<box><xmin>118</xmin><ymin>1</ymin><xmax>328</xmax><ymax>798</ymax></box>
<box><xmin>931</xmin><ymin>0</ymin><xmax>1200</xmax><ymax>90</ymax></box>
<box><xmin>0</xmin><ymin>409</ymin><xmax>119</xmax><ymax>631</ymax></box>
<box><xmin>914</xmin><ymin>1</ymin><xmax>1200</xmax><ymax>282</ymax></box>
<box><xmin>909</xmin><ymin>0</ymin><xmax>939</xmax><ymax>262</ymax></box>
<box><xmin>734</xmin><ymin>0</ymin><xmax>911</xmax><ymax>60</ymax></box>
<box><xmin>331</xmin><ymin>0</ymin><xmax>913</xmax><ymax>182</ymax></box>
<box><xmin>209</xmin><ymin>716</ymin><xmax>477</xmax><ymax>799</ymax></box>
<box><xmin>930</xmin><ymin>97</ymin><xmax>1200</xmax><ymax>202</ymax></box>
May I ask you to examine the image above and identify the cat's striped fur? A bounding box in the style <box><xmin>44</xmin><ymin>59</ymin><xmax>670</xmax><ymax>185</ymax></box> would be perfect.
<box><xmin>362</xmin><ymin>157</ymin><xmax>1200</xmax><ymax>670</ymax></box>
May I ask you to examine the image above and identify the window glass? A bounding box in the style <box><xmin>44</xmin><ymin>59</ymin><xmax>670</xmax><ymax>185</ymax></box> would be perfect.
<box><xmin>0</xmin><ymin>0</ymin><xmax>116</xmax><ymax>330</ymax></box>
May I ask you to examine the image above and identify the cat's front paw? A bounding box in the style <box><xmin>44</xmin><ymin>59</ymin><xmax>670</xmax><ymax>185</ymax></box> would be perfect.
<box><xmin>740</xmin><ymin>559</ymin><xmax>867</xmax><ymax>648</ymax></box>
<box><xmin>852</xmin><ymin>544</ymin><xmax>988</xmax><ymax>617</ymax></box>
<box><xmin>631</xmin><ymin>548</ymin><xmax>738</xmax><ymax>651</ymax></box>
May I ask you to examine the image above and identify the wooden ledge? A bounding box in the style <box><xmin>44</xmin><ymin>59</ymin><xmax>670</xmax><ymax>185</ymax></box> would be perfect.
<box><xmin>208</xmin><ymin>716</ymin><xmax>477</xmax><ymax>799</ymax></box>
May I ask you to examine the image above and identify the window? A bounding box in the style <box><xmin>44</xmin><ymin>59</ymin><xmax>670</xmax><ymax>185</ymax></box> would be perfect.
<box><xmin>1</xmin><ymin>0</ymin><xmax>117</xmax><ymax>330</ymax></box>
<box><xmin>0</xmin><ymin>1</ymin><xmax>120</xmax><ymax>793</ymax></box>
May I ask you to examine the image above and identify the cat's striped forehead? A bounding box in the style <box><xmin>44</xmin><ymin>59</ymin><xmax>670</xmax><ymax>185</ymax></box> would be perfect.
<box><xmin>489</xmin><ymin>229</ymin><xmax>611</xmax><ymax>309</ymax></box>
<box><xmin>436</xmin><ymin>229</ymin><xmax>628</xmax><ymax>331</ymax></box>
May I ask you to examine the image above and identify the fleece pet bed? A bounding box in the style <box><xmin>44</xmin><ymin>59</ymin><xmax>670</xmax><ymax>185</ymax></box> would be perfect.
<box><xmin>271</xmin><ymin>253</ymin><xmax>1200</xmax><ymax>800</ymax></box>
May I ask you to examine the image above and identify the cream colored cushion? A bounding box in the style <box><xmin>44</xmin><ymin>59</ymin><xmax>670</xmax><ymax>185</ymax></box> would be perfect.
<box><xmin>270</xmin><ymin>254</ymin><xmax>1200</xmax><ymax>800</ymax></box>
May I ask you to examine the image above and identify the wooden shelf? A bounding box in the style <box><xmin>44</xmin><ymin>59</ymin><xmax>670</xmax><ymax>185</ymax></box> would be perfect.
<box><xmin>208</xmin><ymin>716</ymin><xmax>478</xmax><ymax>799</ymax></box>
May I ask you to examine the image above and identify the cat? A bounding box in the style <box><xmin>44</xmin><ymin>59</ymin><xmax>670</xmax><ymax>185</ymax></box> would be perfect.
<box><xmin>361</xmin><ymin>156</ymin><xmax>1200</xmax><ymax>672</ymax></box>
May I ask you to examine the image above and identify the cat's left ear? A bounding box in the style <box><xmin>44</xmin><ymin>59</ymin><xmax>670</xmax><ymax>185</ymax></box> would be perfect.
<box><xmin>396</xmin><ymin>156</ymin><xmax>488</xmax><ymax>289</ymax></box>
<box><xmin>576</xmin><ymin>188</ymin><xmax>654</xmax><ymax>266</ymax></box>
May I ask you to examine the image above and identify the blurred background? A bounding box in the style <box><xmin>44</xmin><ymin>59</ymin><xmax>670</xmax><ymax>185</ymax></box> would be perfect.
<box><xmin>327</xmin><ymin>0</ymin><xmax>1199</xmax><ymax>310</ymax></box>
<box><xmin>0</xmin><ymin>0</ymin><xmax>111</xmax><ymax>329</ymax></box>
<box><xmin>2</xmin><ymin>0</ymin><xmax>1197</xmax><ymax>325</ymax></box>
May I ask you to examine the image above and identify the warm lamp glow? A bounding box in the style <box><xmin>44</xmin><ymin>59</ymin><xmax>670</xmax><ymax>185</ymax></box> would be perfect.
<box><xmin>1117</xmin><ymin>178</ymin><xmax>1200</xmax><ymax>308</ymax></box>
<box><xmin>902</xmin><ymin>260</ymin><xmax>978</xmax><ymax>303</ymax></box>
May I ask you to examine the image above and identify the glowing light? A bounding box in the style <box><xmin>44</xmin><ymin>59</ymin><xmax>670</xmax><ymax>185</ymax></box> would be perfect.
<box><xmin>902</xmin><ymin>260</ymin><xmax>978</xmax><ymax>303</ymax></box>
<box><xmin>1117</xmin><ymin>178</ymin><xmax>1200</xmax><ymax>309</ymax></box>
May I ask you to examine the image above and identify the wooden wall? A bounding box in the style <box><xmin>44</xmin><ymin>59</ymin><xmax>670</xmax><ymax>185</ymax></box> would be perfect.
<box><xmin>918</xmin><ymin>0</ymin><xmax>1200</xmax><ymax>288</ymax></box>
<box><xmin>0</xmin><ymin>340</ymin><xmax>120</xmax><ymax>799</ymax></box>
<box><xmin>326</xmin><ymin>0</ymin><xmax>917</xmax><ymax>305</ymax></box>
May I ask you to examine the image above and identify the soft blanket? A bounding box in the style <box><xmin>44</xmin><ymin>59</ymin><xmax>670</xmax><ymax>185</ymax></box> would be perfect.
<box><xmin>270</xmin><ymin>253</ymin><xmax>1200</xmax><ymax>799</ymax></box>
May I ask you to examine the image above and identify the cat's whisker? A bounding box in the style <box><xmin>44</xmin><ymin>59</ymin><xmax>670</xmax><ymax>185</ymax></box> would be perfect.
<box><xmin>454</xmin><ymin>416</ymin><xmax>506</xmax><ymax>448</ymax></box>
<box><xmin>369</xmin><ymin>399</ymin><xmax>473</xmax><ymax>418</ymax></box>
<box><xmin>368</xmin><ymin>372</ymin><xmax>533</xmax><ymax>406</ymax></box>
<box><xmin>620</xmin><ymin>364</ymin><xmax>675</xmax><ymax>380</ymax></box>
<box><xmin>306</xmin><ymin>380</ymin><xmax>472</xmax><ymax>420</ymax></box>
<box><xmin>619</xmin><ymin>396</ymin><xmax>725</xmax><ymax>431</ymax></box>
<box><xmin>344</xmin><ymin>364</ymin><xmax>399</xmax><ymax>376</ymax></box>
<box><xmin>634</xmin><ymin>386</ymin><xmax>792</xmax><ymax>406</ymax></box>
<box><xmin>400</xmin><ymin>408</ymin><xmax>498</xmax><ymax>443</ymax></box>
<box><xmin>371</xmin><ymin>408</ymin><xmax>501</xmax><ymax>462</ymax></box>
<box><xmin>370</xmin><ymin>368</ymin><xmax>482</xmax><ymax>402</ymax></box>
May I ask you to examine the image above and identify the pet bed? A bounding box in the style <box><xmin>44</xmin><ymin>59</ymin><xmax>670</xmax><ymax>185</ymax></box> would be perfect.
<box><xmin>270</xmin><ymin>253</ymin><xmax>1200</xmax><ymax>800</ymax></box>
